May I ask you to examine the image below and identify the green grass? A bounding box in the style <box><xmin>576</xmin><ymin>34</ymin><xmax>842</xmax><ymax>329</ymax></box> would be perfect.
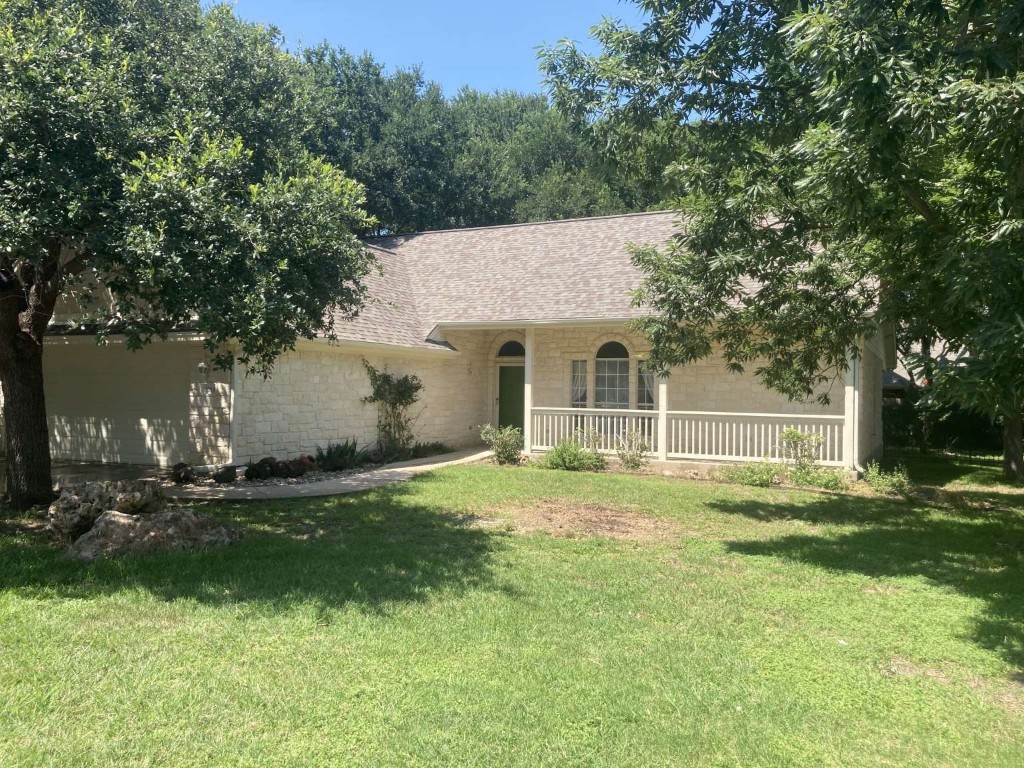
<box><xmin>2</xmin><ymin>464</ymin><xmax>1023</xmax><ymax>767</ymax></box>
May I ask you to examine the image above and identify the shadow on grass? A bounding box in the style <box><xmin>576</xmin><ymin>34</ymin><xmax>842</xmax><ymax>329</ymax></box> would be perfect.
<box><xmin>711</xmin><ymin>494</ymin><xmax>1024</xmax><ymax>668</ymax></box>
<box><xmin>0</xmin><ymin>482</ymin><xmax>511</xmax><ymax>615</ymax></box>
<box><xmin>898</xmin><ymin>456</ymin><xmax>1016</xmax><ymax>488</ymax></box>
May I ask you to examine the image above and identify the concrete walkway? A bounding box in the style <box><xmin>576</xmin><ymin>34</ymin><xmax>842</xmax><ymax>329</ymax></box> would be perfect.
<box><xmin>164</xmin><ymin>449</ymin><xmax>492</xmax><ymax>501</ymax></box>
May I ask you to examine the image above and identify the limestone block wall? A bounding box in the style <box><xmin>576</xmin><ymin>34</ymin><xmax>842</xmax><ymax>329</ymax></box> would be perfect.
<box><xmin>524</xmin><ymin>325</ymin><xmax>843</xmax><ymax>416</ymax></box>
<box><xmin>232</xmin><ymin>332</ymin><xmax>490</xmax><ymax>461</ymax></box>
<box><xmin>189</xmin><ymin>377</ymin><xmax>232</xmax><ymax>466</ymax></box>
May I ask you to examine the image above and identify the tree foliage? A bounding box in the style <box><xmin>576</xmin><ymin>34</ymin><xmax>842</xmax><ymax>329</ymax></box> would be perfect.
<box><xmin>0</xmin><ymin>0</ymin><xmax>374</xmax><ymax>505</ymax></box>
<box><xmin>302</xmin><ymin>47</ymin><xmax>662</xmax><ymax>233</ymax></box>
<box><xmin>542</xmin><ymin>0</ymin><xmax>1024</xmax><ymax>477</ymax></box>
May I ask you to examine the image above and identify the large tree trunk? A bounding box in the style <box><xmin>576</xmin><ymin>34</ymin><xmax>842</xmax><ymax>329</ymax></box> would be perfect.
<box><xmin>1003</xmin><ymin>405</ymin><xmax>1024</xmax><ymax>483</ymax></box>
<box><xmin>0</xmin><ymin>239</ymin><xmax>67</xmax><ymax>509</ymax></box>
<box><xmin>0</xmin><ymin>335</ymin><xmax>53</xmax><ymax>508</ymax></box>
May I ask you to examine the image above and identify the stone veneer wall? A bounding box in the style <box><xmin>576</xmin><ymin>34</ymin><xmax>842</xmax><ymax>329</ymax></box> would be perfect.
<box><xmin>528</xmin><ymin>325</ymin><xmax>844</xmax><ymax>416</ymax></box>
<box><xmin>232</xmin><ymin>331</ymin><xmax>490</xmax><ymax>462</ymax></box>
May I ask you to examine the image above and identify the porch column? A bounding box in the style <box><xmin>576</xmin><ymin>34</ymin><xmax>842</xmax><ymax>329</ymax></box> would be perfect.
<box><xmin>523</xmin><ymin>327</ymin><xmax>534</xmax><ymax>453</ymax></box>
<box><xmin>843</xmin><ymin>346</ymin><xmax>859</xmax><ymax>469</ymax></box>
<box><xmin>657</xmin><ymin>376</ymin><xmax>668</xmax><ymax>461</ymax></box>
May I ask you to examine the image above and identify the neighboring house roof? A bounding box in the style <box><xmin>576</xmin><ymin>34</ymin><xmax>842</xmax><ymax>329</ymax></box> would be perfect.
<box><xmin>341</xmin><ymin>210</ymin><xmax>680</xmax><ymax>347</ymax></box>
<box><xmin>883</xmin><ymin>370</ymin><xmax>911</xmax><ymax>390</ymax></box>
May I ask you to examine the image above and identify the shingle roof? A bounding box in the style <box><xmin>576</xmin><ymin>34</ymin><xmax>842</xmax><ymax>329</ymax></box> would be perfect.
<box><xmin>335</xmin><ymin>211</ymin><xmax>680</xmax><ymax>347</ymax></box>
<box><xmin>330</xmin><ymin>245</ymin><xmax>444</xmax><ymax>350</ymax></box>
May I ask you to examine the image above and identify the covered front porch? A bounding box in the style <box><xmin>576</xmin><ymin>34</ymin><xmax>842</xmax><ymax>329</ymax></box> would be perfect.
<box><xmin>453</xmin><ymin>321</ymin><xmax>879</xmax><ymax>470</ymax></box>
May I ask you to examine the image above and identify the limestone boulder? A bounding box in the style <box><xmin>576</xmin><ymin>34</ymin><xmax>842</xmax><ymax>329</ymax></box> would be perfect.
<box><xmin>69</xmin><ymin>508</ymin><xmax>243</xmax><ymax>561</ymax></box>
<box><xmin>47</xmin><ymin>480</ymin><xmax>165</xmax><ymax>542</ymax></box>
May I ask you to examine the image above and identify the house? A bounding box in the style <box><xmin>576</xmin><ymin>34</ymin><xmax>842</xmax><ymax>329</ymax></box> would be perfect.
<box><xmin>39</xmin><ymin>211</ymin><xmax>887</xmax><ymax>470</ymax></box>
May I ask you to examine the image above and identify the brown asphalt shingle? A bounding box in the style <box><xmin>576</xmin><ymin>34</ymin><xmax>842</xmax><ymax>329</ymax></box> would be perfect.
<box><xmin>336</xmin><ymin>211</ymin><xmax>681</xmax><ymax>347</ymax></box>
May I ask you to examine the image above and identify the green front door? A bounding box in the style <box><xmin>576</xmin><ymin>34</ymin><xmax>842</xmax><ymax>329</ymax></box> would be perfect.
<box><xmin>498</xmin><ymin>366</ymin><xmax>525</xmax><ymax>431</ymax></box>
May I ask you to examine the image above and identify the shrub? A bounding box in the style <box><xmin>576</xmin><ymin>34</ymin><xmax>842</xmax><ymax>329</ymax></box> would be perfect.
<box><xmin>616</xmin><ymin>430</ymin><xmax>650</xmax><ymax>471</ymax></box>
<box><xmin>721</xmin><ymin>460</ymin><xmax>780</xmax><ymax>487</ymax></box>
<box><xmin>778</xmin><ymin>428</ymin><xmax>823</xmax><ymax>471</ymax></box>
<box><xmin>362</xmin><ymin>360</ymin><xmax>424</xmax><ymax>462</ymax></box>
<box><xmin>480</xmin><ymin>424</ymin><xmax>524</xmax><ymax>465</ymax></box>
<box><xmin>539</xmin><ymin>437</ymin><xmax>605</xmax><ymax>472</ymax></box>
<box><xmin>864</xmin><ymin>462</ymin><xmax>912</xmax><ymax>496</ymax></box>
<box><xmin>316</xmin><ymin>439</ymin><xmax>371</xmax><ymax>472</ymax></box>
<box><xmin>244</xmin><ymin>457</ymin><xmax>276</xmax><ymax>481</ymax></box>
<box><xmin>774</xmin><ymin>427</ymin><xmax>847</xmax><ymax>490</ymax></box>
<box><xmin>788</xmin><ymin>466</ymin><xmax>849</xmax><ymax>491</ymax></box>
<box><xmin>273</xmin><ymin>459</ymin><xmax>310</xmax><ymax>479</ymax></box>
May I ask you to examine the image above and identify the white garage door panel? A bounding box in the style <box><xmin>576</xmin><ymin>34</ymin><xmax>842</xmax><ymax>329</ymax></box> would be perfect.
<box><xmin>44</xmin><ymin>341</ymin><xmax>200</xmax><ymax>466</ymax></box>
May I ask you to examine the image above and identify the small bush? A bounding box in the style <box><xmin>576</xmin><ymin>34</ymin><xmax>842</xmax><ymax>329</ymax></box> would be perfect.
<box><xmin>480</xmin><ymin>424</ymin><xmax>524</xmax><ymax>465</ymax></box>
<box><xmin>616</xmin><ymin>430</ymin><xmax>650</xmax><ymax>471</ymax></box>
<box><xmin>779</xmin><ymin>428</ymin><xmax>823</xmax><ymax>470</ymax></box>
<box><xmin>244</xmin><ymin>457</ymin><xmax>276</xmax><ymax>481</ymax></box>
<box><xmin>788</xmin><ymin>466</ymin><xmax>849</xmax><ymax>491</ymax></box>
<box><xmin>721</xmin><ymin>461</ymin><xmax>780</xmax><ymax>487</ymax></box>
<box><xmin>273</xmin><ymin>459</ymin><xmax>310</xmax><ymax>479</ymax></box>
<box><xmin>362</xmin><ymin>360</ymin><xmax>424</xmax><ymax>461</ymax></box>
<box><xmin>864</xmin><ymin>462</ymin><xmax>912</xmax><ymax>496</ymax></box>
<box><xmin>316</xmin><ymin>439</ymin><xmax>371</xmax><ymax>472</ymax></box>
<box><xmin>539</xmin><ymin>437</ymin><xmax>605</xmax><ymax>472</ymax></box>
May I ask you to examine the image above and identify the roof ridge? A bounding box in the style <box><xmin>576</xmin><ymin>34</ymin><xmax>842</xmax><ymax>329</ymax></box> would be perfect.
<box><xmin>365</xmin><ymin>209</ymin><xmax>676</xmax><ymax>241</ymax></box>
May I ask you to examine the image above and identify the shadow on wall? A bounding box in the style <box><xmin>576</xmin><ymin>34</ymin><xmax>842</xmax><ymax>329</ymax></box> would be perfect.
<box><xmin>49</xmin><ymin>415</ymin><xmax>193</xmax><ymax>467</ymax></box>
<box><xmin>709</xmin><ymin>492</ymin><xmax>1024</xmax><ymax>670</ymax></box>
<box><xmin>0</xmin><ymin>481</ymin><xmax>513</xmax><ymax>615</ymax></box>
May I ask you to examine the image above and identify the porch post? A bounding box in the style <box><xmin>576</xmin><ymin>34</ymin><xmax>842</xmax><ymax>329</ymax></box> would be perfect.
<box><xmin>657</xmin><ymin>376</ymin><xmax>668</xmax><ymax>461</ymax></box>
<box><xmin>523</xmin><ymin>327</ymin><xmax>534</xmax><ymax>453</ymax></box>
<box><xmin>843</xmin><ymin>346</ymin><xmax>858</xmax><ymax>469</ymax></box>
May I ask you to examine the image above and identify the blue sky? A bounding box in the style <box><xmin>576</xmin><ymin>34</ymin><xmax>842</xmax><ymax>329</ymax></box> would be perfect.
<box><xmin>228</xmin><ymin>1</ymin><xmax>645</xmax><ymax>96</ymax></box>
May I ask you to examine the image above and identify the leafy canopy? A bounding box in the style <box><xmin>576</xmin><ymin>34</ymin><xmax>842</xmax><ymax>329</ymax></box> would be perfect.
<box><xmin>0</xmin><ymin>0</ymin><xmax>374</xmax><ymax>372</ymax></box>
<box><xmin>541</xmin><ymin>1</ymin><xmax>1024</xmax><ymax>417</ymax></box>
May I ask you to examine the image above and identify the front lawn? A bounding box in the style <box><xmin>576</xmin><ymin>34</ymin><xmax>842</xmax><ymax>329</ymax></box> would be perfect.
<box><xmin>2</xmin><ymin>465</ymin><xmax>1022</xmax><ymax>767</ymax></box>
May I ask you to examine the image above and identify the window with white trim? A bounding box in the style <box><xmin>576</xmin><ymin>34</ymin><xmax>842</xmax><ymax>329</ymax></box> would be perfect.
<box><xmin>571</xmin><ymin>360</ymin><xmax>588</xmax><ymax>408</ymax></box>
<box><xmin>595</xmin><ymin>342</ymin><xmax>629</xmax><ymax>409</ymax></box>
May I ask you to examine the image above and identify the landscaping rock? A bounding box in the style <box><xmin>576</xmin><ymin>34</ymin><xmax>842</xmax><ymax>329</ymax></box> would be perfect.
<box><xmin>212</xmin><ymin>465</ymin><xmax>238</xmax><ymax>484</ymax></box>
<box><xmin>69</xmin><ymin>508</ymin><xmax>243</xmax><ymax>561</ymax></box>
<box><xmin>47</xmin><ymin>480</ymin><xmax>165</xmax><ymax>542</ymax></box>
<box><xmin>171</xmin><ymin>462</ymin><xmax>197</xmax><ymax>485</ymax></box>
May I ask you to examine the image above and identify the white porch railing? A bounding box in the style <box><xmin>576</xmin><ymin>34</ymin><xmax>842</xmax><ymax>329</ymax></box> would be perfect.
<box><xmin>529</xmin><ymin>407</ymin><xmax>845</xmax><ymax>466</ymax></box>
<box><xmin>531</xmin><ymin>408</ymin><xmax>656</xmax><ymax>453</ymax></box>
<box><xmin>665</xmin><ymin>411</ymin><xmax>845</xmax><ymax>465</ymax></box>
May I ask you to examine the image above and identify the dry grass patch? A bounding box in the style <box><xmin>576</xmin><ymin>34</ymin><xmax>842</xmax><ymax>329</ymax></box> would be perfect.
<box><xmin>475</xmin><ymin>498</ymin><xmax>681</xmax><ymax>542</ymax></box>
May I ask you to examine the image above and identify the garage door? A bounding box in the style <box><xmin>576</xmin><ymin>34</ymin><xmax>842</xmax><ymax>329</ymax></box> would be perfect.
<box><xmin>44</xmin><ymin>339</ymin><xmax>205</xmax><ymax>466</ymax></box>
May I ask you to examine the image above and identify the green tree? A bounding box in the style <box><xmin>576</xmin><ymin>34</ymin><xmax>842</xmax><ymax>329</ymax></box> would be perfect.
<box><xmin>0</xmin><ymin>0</ymin><xmax>374</xmax><ymax>507</ymax></box>
<box><xmin>303</xmin><ymin>49</ymin><xmax>659</xmax><ymax>233</ymax></box>
<box><xmin>542</xmin><ymin>0</ymin><xmax>1024</xmax><ymax>479</ymax></box>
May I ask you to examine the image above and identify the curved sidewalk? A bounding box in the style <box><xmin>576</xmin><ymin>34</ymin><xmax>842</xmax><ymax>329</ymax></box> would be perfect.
<box><xmin>165</xmin><ymin>449</ymin><xmax>491</xmax><ymax>502</ymax></box>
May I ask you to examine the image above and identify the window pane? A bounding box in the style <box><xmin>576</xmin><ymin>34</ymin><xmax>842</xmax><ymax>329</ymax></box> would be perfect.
<box><xmin>571</xmin><ymin>360</ymin><xmax>587</xmax><ymax>408</ymax></box>
<box><xmin>595</xmin><ymin>359</ymin><xmax>629</xmax><ymax>408</ymax></box>
<box><xmin>497</xmin><ymin>340</ymin><xmax>525</xmax><ymax>357</ymax></box>
<box><xmin>638</xmin><ymin>371</ymin><xmax>655</xmax><ymax>411</ymax></box>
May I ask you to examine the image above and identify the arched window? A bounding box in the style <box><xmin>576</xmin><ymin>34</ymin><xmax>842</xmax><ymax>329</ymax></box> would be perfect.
<box><xmin>496</xmin><ymin>340</ymin><xmax>525</xmax><ymax>357</ymax></box>
<box><xmin>595</xmin><ymin>341</ymin><xmax>630</xmax><ymax>408</ymax></box>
